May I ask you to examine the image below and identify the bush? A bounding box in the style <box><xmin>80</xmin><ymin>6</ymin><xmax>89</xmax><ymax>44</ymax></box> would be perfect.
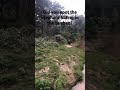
<box><xmin>0</xmin><ymin>27</ymin><xmax>34</xmax><ymax>51</ymax></box>
<box><xmin>35</xmin><ymin>79</ymin><xmax>51</xmax><ymax>90</ymax></box>
<box><xmin>74</xmin><ymin>70</ymin><xmax>83</xmax><ymax>81</ymax></box>
<box><xmin>54</xmin><ymin>73</ymin><xmax>67</xmax><ymax>90</ymax></box>
<box><xmin>35</xmin><ymin>38</ymin><xmax>59</xmax><ymax>48</ymax></box>
<box><xmin>54</xmin><ymin>34</ymin><xmax>67</xmax><ymax>44</ymax></box>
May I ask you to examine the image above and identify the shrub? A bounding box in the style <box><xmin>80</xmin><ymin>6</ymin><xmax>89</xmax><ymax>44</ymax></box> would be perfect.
<box><xmin>54</xmin><ymin>73</ymin><xmax>67</xmax><ymax>90</ymax></box>
<box><xmin>35</xmin><ymin>38</ymin><xmax>59</xmax><ymax>48</ymax></box>
<box><xmin>54</xmin><ymin>34</ymin><xmax>67</xmax><ymax>44</ymax></box>
<box><xmin>74</xmin><ymin>70</ymin><xmax>83</xmax><ymax>81</ymax></box>
<box><xmin>0</xmin><ymin>27</ymin><xmax>34</xmax><ymax>51</ymax></box>
<box><xmin>35</xmin><ymin>79</ymin><xmax>51</xmax><ymax>90</ymax></box>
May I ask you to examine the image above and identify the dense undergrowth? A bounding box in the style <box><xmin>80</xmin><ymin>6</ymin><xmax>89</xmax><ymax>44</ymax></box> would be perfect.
<box><xmin>0</xmin><ymin>27</ymin><xmax>35</xmax><ymax>89</ymax></box>
<box><xmin>35</xmin><ymin>38</ymin><xmax>85</xmax><ymax>90</ymax></box>
<box><xmin>86</xmin><ymin>52</ymin><xmax>120</xmax><ymax>90</ymax></box>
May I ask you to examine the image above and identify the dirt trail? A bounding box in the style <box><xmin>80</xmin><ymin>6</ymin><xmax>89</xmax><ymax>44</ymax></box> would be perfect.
<box><xmin>65</xmin><ymin>45</ymin><xmax>73</xmax><ymax>48</ymax></box>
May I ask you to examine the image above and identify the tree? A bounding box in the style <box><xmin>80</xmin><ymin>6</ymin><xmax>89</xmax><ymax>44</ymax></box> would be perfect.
<box><xmin>35</xmin><ymin>0</ymin><xmax>63</xmax><ymax>37</ymax></box>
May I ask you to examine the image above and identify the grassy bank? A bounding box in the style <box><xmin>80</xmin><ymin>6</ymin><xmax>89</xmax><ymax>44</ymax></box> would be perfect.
<box><xmin>35</xmin><ymin>38</ymin><xmax>85</xmax><ymax>90</ymax></box>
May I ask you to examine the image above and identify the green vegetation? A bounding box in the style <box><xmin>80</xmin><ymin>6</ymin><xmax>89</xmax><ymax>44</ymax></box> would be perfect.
<box><xmin>35</xmin><ymin>0</ymin><xmax>85</xmax><ymax>89</ymax></box>
<box><xmin>0</xmin><ymin>27</ymin><xmax>35</xmax><ymax>89</ymax></box>
<box><xmin>87</xmin><ymin>52</ymin><xmax>120</xmax><ymax>90</ymax></box>
<box><xmin>35</xmin><ymin>38</ymin><xmax>85</xmax><ymax>90</ymax></box>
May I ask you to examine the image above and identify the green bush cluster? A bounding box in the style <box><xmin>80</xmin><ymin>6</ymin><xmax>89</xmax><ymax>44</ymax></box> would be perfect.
<box><xmin>54</xmin><ymin>34</ymin><xmax>67</xmax><ymax>44</ymax></box>
<box><xmin>35</xmin><ymin>79</ymin><xmax>51</xmax><ymax>90</ymax></box>
<box><xmin>55</xmin><ymin>73</ymin><xmax>67</xmax><ymax>90</ymax></box>
<box><xmin>36</xmin><ymin>38</ymin><xmax>59</xmax><ymax>48</ymax></box>
<box><xmin>0</xmin><ymin>27</ymin><xmax>34</xmax><ymax>51</ymax></box>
